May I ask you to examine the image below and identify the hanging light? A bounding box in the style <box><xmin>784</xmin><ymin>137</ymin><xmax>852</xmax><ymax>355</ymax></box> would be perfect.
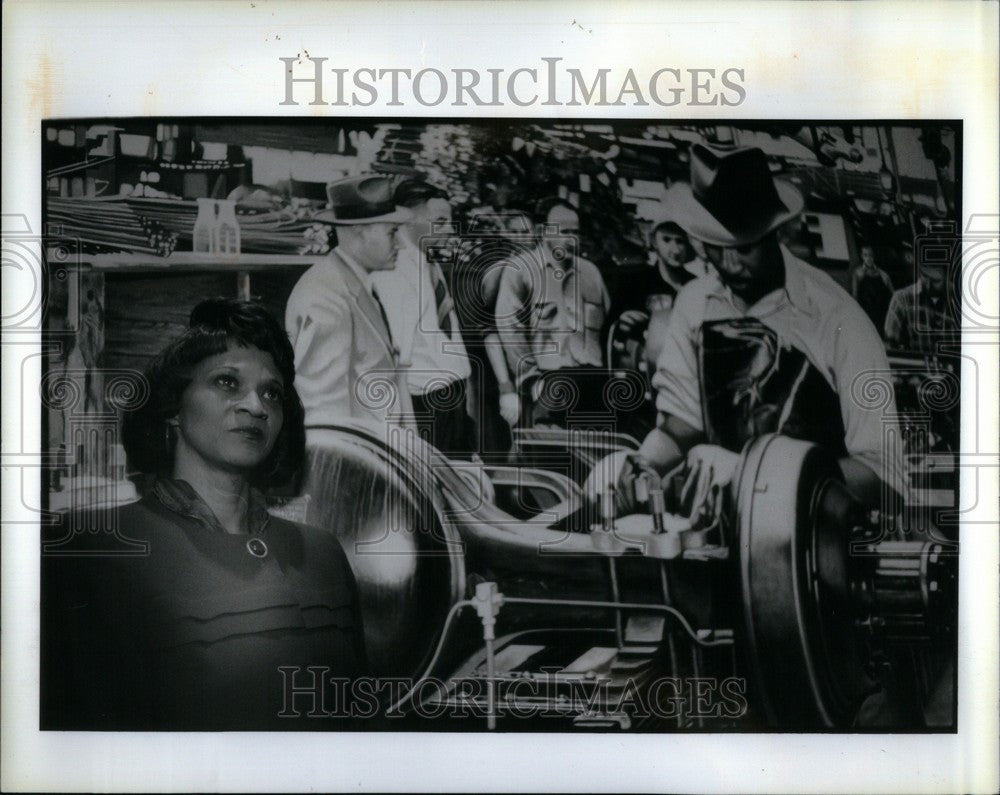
<box><xmin>879</xmin><ymin>164</ymin><xmax>895</xmax><ymax>192</ymax></box>
<box><xmin>876</xmin><ymin>126</ymin><xmax>895</xmax><ymax>194</ymax></box>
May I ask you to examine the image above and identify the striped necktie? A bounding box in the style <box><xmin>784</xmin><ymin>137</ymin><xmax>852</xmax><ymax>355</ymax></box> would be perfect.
<box><xmin>431</xmin><ymin>263</ymin><xmax>454</xmax><ymax>337</ymax></box>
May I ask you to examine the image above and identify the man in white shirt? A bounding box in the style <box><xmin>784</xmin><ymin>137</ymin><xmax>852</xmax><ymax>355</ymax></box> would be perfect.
<box><xmin>285</xmin><ymin>175</ymin><xmax>413</xmax><ymax>436</ymax></box>
<box><xmin>493</xmin><ymin>199</ymin><xmax>611</xmax><ymax>428</ymax></box>
<box><xmin>372</xmin><ymin>180</ymin><xmax>474</xmax><ymax>456</ymax></box>
<box><xmin>591</xmin><ymin>143</ymin><xmax>906</xmax><ymax>513</ymax></box>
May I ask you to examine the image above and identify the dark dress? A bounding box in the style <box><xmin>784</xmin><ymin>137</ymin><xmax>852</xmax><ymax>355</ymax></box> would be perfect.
<box><xmin>41</xmin><ymin>479</ymin><xmax>366</xmax><ymax>730</ymax></box>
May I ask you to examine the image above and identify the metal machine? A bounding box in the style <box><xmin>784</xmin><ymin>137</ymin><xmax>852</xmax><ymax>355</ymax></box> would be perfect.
<box><xmin>292</xmin><ymin>423</ymin><xmax>956</xmax><ymax>731</ymax></box>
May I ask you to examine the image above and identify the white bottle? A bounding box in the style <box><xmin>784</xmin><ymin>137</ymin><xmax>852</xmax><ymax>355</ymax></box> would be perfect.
<box><xmin>193</xmin><ymin>198</ymin><xmax>216</xmax><ymax>253</ymax></box>
<box><xmin>216</xmin><ymin>199</ymin><xmax>241</xmax><ymax>254</ymax></box>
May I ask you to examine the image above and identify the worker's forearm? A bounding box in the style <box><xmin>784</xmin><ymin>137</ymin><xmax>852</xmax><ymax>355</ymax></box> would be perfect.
<box><xmin>639</xmin><ymin>413</ymin><xmax>705</xmax><ymax>470</ymax></box>
<box><xmin>637</xmin><ymin>425</ymin><xmax>685</xmax><ymax>473</ymax></box>
<box><xmin>483</xmin><ymin>332</ymin><xmax>513</xmax><ymax>386</ymax></box>
<box><xmin>839</xmin><ymin>456</ymin><xmax>895</xmax><ymax>507</ymax></box>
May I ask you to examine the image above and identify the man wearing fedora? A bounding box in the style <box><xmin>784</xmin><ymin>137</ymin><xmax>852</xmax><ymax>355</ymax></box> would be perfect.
<box><xmin>285</xmin><ymin>174</ymin><xmax>414</xmax><ymax>433</ymax></box>
<box><xmin>371</xmin><ymin>179</ymin><xmax>474</xmax><ymax>456</ymax></box>
<box><xmin>591</xmin><ymin>143</ymin><xmax>906</xmax><ymax>513</ymax></box>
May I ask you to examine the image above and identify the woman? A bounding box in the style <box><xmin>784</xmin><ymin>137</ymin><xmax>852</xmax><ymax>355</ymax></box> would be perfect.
<box><xmin>41</xmin><ymin>298</ymin><xmax>366</xmax><ymax>730</ymax></box>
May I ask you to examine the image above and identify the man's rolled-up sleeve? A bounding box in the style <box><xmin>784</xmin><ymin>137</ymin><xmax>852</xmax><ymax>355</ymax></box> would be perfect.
<box><xmin>833</xmin><ymin>305</ymin><xmax>909</xmax><ymax>497</ymax></box>
<box><xmin>495</xmin><ymin>265</ymin><xmax>534</xmax><ymax>381</ymax></box>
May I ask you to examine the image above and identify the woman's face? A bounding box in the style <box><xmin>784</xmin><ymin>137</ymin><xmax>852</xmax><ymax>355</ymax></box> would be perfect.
<box><xmin>172</xmin><ymin>344</ymin><xmax>285</xmax><ymax>476</ymax></box>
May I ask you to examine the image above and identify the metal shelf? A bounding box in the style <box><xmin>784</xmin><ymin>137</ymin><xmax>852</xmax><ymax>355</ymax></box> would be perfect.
<box><xmin>60</xmin><ymin>252</ymin><xmax>325</xmax><ymax>273</ymax></box>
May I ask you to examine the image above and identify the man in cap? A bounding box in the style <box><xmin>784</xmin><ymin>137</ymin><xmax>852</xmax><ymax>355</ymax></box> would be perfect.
<box><xmin>371</xmin><ymin>179</ymin><xmax>474</xmax><ymax>456</ymax></box>
<box><xmin>493</xmin><ymin>198</ymin><xmax>611</xmax><ymax>428</ymax></box>
<box><xmin>884</xmin><ymin>251</ymin><xmax>957</xmax><ymax>353</ymax></box>
<box><xmin>621</xmin><ymin>207</ymin><xmax>707</xmax><ymax>323</ymax></box>
<box><xmin>285</xmin><ymin>174</ymin><xmax>414</xmax><ymax>434</ymax></box>
<box><xmin>609</xmin><ymin>205</ymin><xmax>710</xmax><ymax>364</ymax></box>
<box><xmin>592</xmin><ymin>143</ymin><xmax>906</xmax><ymax>511</ymax></box>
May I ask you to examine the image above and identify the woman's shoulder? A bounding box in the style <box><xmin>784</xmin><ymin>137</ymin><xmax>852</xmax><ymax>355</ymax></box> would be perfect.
<box><xmin>43</xmin><ymin>495</ymin><xmax>161</xmax><ymax>553</ymax></box>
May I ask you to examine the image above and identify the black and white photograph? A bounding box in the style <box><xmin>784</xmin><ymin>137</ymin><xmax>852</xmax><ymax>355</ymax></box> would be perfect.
<box><xmin>37</xmin><ymin>117</ymin><xmax>962</xmax><ymax>735</ymax></box>
<box><xmin>3</xmin><ymin>2</ymin><xmax>998</xmax><ymax>793</ymax></box>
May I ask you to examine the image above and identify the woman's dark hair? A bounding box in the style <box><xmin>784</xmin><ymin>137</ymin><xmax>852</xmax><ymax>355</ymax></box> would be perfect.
<box><xmin>122</xmin><ymin>298</ymin><xmax>305</xmax><ymax>489</ymax></box>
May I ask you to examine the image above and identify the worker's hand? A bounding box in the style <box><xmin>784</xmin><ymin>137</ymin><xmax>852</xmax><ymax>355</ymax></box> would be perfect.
<box><xmin>499</xmin><ymin>392</ymin><xmax>521</xmax><ymax>426</ymax></box>
<box><xmin>680</xmin><ymin>444</ymin><xmax>740</xmax><ymax>522</ymax></box>
<box><xmin>583</xmin><ymin>450</ymin><xmax>648</xmax><ymax>518</ymax></box>
<box><xmin>616</xmin><ymin>309</ymin><xmax>650</xmax><ymax>336</ymax></box>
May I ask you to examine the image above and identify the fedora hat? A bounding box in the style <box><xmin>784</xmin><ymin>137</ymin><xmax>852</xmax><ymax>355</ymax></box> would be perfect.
<box><xmin>314</xmin><ymin>174</ymin><xmax>413</xmax><ymax>225</ymax></box>
<box><xmin>664</xmin><ymin>144</ymin><xmax>804</xmax><ymax>247</ymax></box>
<box><xmin>394</xmin><ymin>178</ymin><xmax>449</xmax><ymax>208</ymax></box>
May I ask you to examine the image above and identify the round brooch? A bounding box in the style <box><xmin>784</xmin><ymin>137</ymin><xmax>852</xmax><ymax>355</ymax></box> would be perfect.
<box><xmin>246</xmin><ymin>537</ymin><xmax>268</xmax><ymax>558</ymax></box>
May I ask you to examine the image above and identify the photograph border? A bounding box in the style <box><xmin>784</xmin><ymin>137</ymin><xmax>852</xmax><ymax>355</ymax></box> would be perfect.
<box><xmin>3</xmin><ymin>2</ymin><xmax>998</xmax><ymax>792</ymax></box>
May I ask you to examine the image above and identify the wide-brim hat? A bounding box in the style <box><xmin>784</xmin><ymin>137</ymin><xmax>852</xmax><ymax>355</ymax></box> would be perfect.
<box><xmin>314</xmin><ymin>174</ymin><xmax>413</xmax><ymax>225</ymax></box>
<box><xmin>664</xmin><ymin>143</ymin><xmax>804</xmax><ymax>247</ymax></box>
